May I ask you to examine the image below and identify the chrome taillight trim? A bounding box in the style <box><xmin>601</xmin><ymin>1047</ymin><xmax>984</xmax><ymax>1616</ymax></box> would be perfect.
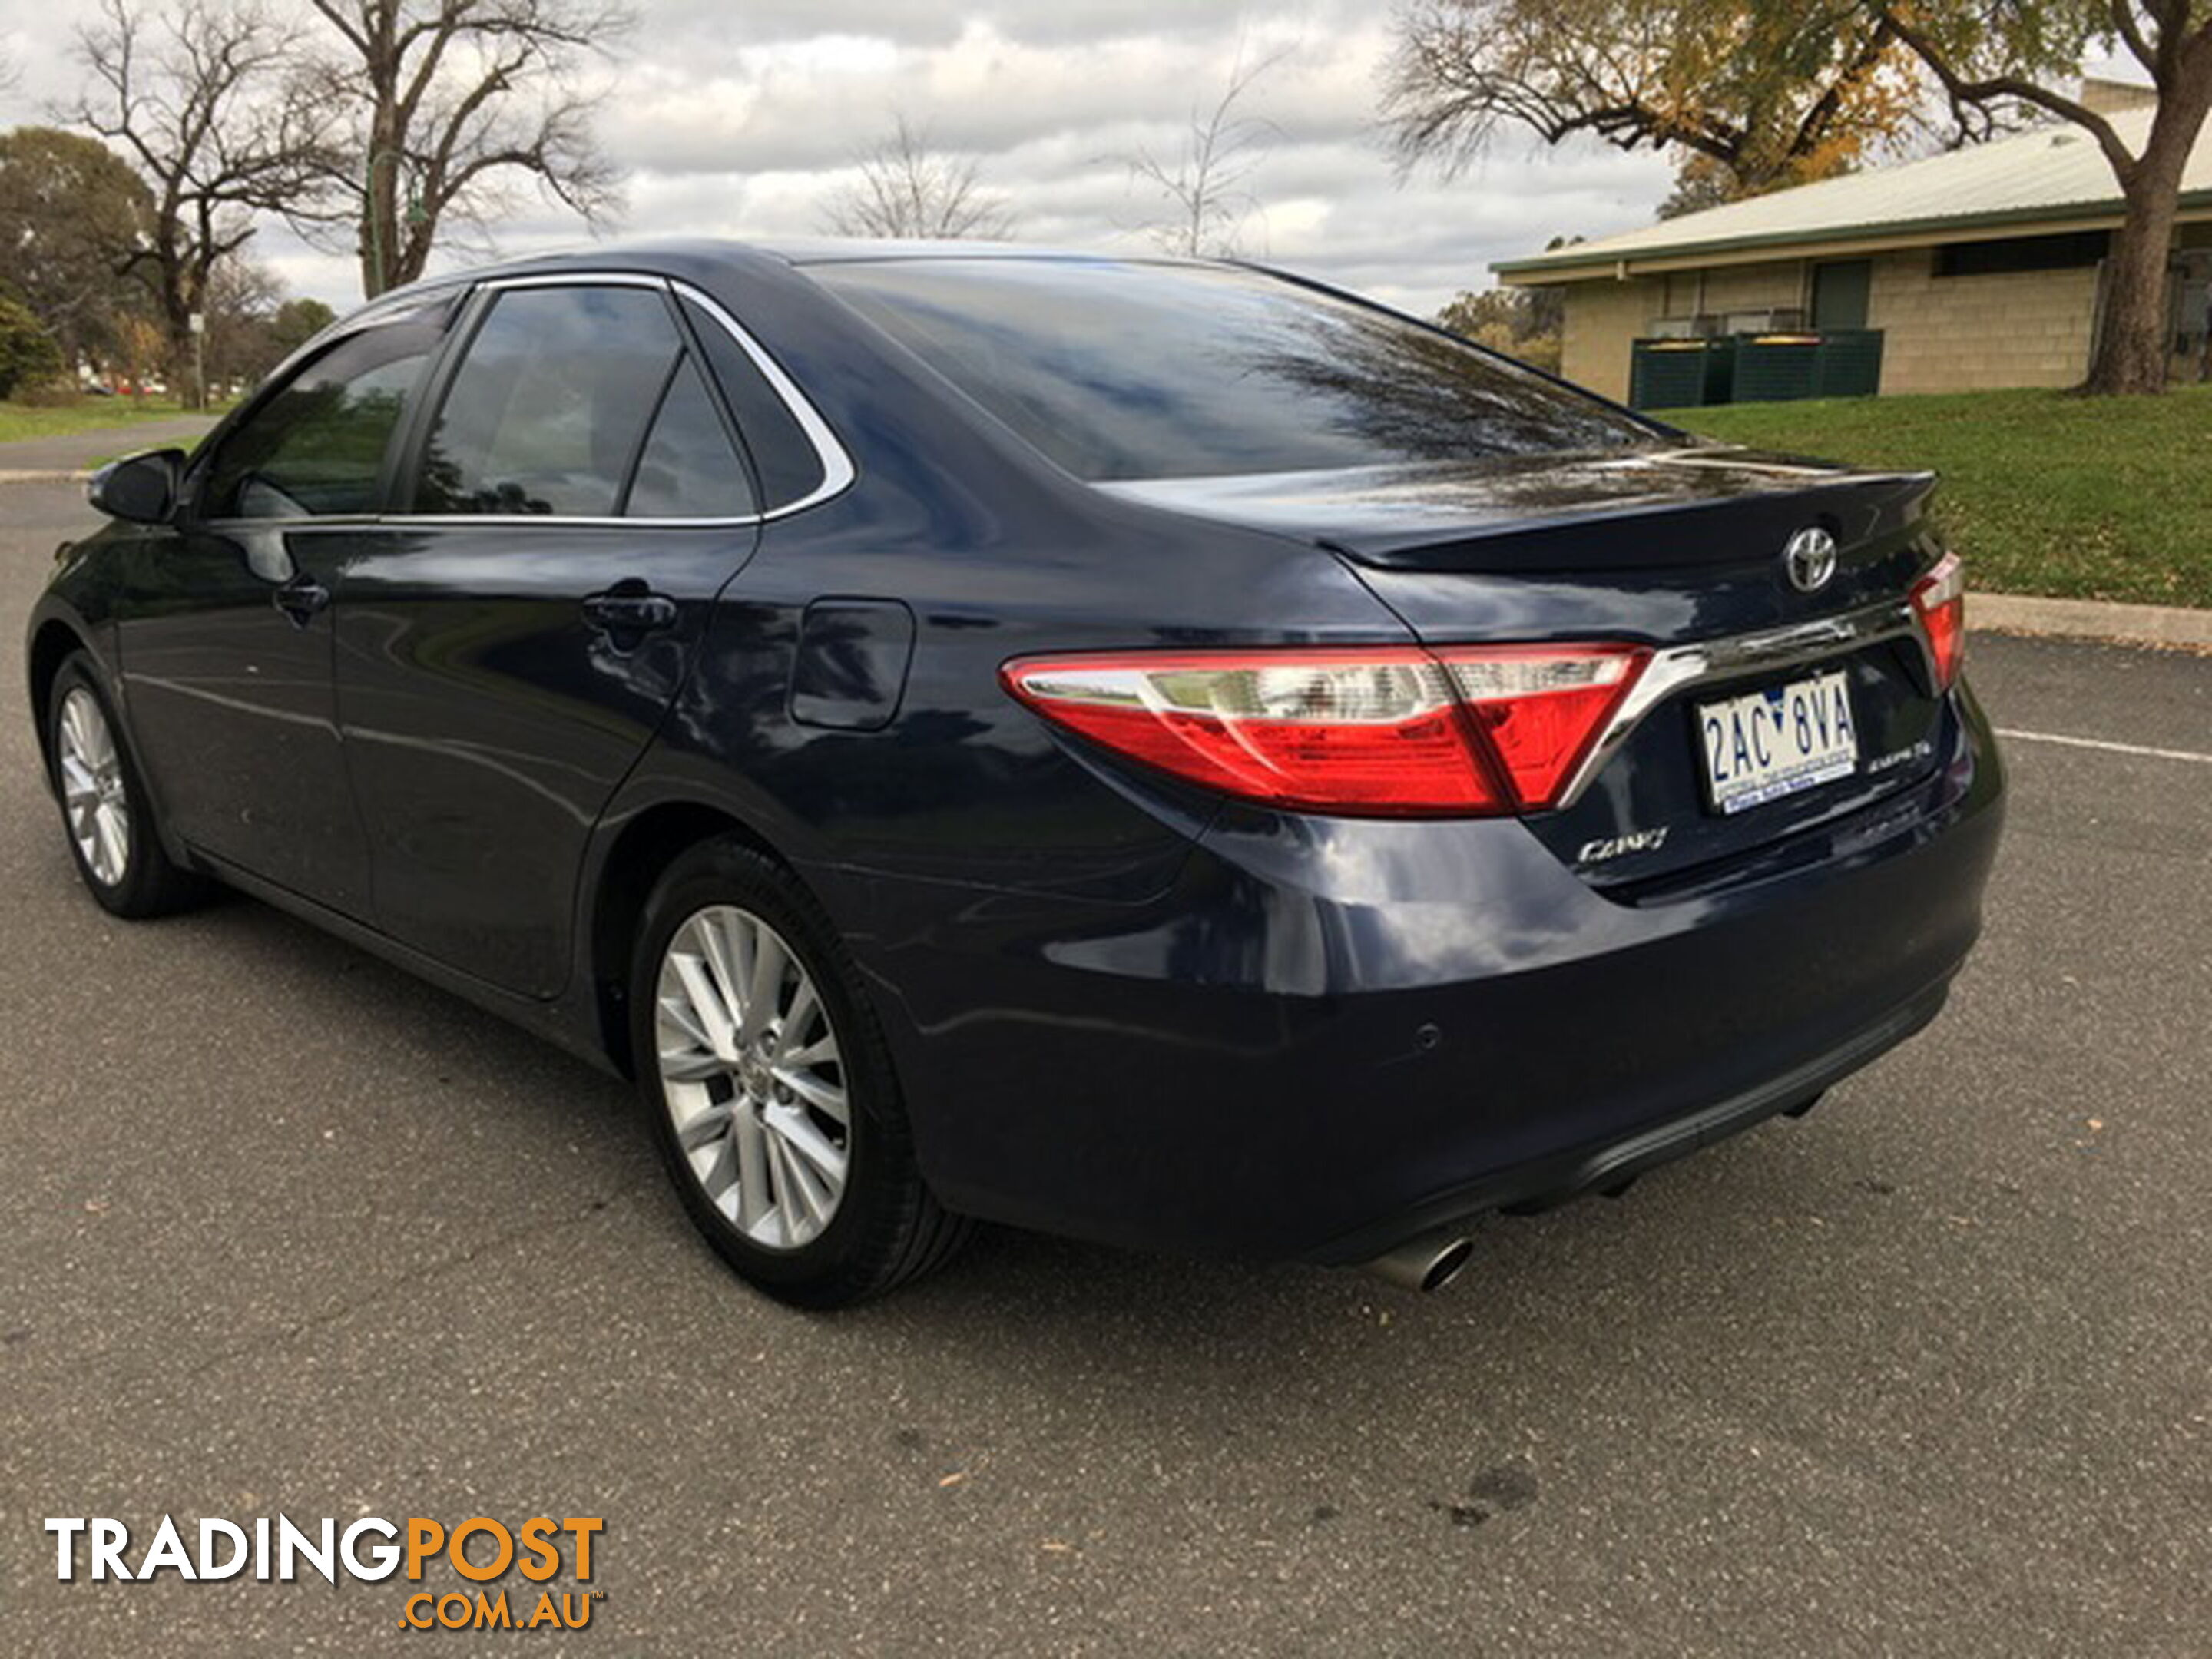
<box><xmin>1552</xmin><ymin>597</ymin><xmax>1926</xmax><ymax>810</ymax></box>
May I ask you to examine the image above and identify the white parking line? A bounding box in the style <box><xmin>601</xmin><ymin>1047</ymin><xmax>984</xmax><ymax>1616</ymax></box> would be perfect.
<box><xmin>1995</xmin><ymin>727</ymin><xmax>2212</xmax><ymax>767</ymax></box>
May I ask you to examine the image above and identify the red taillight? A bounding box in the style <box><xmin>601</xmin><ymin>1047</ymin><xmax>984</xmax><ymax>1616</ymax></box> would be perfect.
<box><xmin>1000</xmin><ymin>643</ymin><xmax>1647</xmax><ymax>817</ymax></box>
<box><xmin>1435</xmin><ymin>645</ymin><xmax>1647</xmax><ymax>809</ymax></box>
<box><xmin>1911</xmin><ymin>551</ymin><xmax>1965</xmax><ymax>690</ymax></box>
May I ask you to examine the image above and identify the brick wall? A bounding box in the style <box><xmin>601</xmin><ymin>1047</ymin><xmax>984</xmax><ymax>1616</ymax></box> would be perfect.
<box><xmin>1867</xmin><ymin>251</ymin><xmax>2096</xmax><ymax>392</ymax></box>
<box><xmin>1558</xmin><ymin>280</ymin><xmax>1656</xmax><ymax>402</ymax></box>
<box><xmin>1555</xmin><ymin>249</ymin><xmax>2100</xmax><ymax>401</ymax></box>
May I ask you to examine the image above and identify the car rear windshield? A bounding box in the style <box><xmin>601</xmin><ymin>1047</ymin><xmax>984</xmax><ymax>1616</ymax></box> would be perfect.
<box><xmin>809</xmin><ymin>258</ymin><xmax>1652</xmax><ymax>482</ymax></box>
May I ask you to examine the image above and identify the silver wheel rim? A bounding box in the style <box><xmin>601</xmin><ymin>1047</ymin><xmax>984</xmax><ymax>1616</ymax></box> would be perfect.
<box><xmin>57</xmin><ymin>687</ymin><xmax>131</xmax><ymax>888</ymax></box>
<box><xmin>654</xmin><ymin>905</ymin><xmax>851</xmax><ymax>1251</ymax></box>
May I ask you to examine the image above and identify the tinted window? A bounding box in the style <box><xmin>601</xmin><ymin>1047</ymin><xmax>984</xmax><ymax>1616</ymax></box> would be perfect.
<box><xmin>680</xmin><ymin>295</ymin><xmax>823</xmax><ymax>508</ymax></box>
<box><xmin>1936</xmin><ymin>230</ymin><xmax>2108</xmax><ymax>278</ymax></box>
<box><xmin>625</xmin><ymin>353</ymin><xmax>754</xmax><ymax>518</ymax></box>
<box><xmin>813</xmin><ymin>259</ymin><xmax>1651</xmax><ymax>482</ymax></box>
<box><xmin>416</xmin><ymin>286</ymin><xmax>682</xmax><ymax>516</ymax></box>
<box><xmin>204</xmin><ymin>323</ymin><xmax>437</xmax><ymax>518</ymax></box>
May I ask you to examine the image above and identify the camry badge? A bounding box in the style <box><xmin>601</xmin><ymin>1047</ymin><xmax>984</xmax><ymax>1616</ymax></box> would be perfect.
<box><xmin>1783</xmin><ymin>527</ymin><xmax>1838</xmax><ymax>594</ymax></box>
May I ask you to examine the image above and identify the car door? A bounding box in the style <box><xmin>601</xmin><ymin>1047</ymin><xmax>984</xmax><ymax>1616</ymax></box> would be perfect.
<box><xmin>333</xmin><ymin>276</ymin><xmax>763</xmax><ymax>997</ymax></box>
<box><xmin>113</xmin><ymin>302</ymin><xmax>453</xmax><ymax>917</ymax></box>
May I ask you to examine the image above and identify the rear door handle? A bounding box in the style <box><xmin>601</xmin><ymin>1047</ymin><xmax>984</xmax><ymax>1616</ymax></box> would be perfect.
<box><xmin>582</xmin><ymin>584</ymin><xmax>679</xmax><ymax>634</ymax></box>
<box><xmin>273</xmin><ymin>573</ymin><xmax>329</xmax><ymax>626</ymax></box>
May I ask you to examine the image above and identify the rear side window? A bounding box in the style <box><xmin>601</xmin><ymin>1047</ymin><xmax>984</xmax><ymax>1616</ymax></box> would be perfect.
<box><xmin>679</xmin><ymin>295</ymin><xmax>823</xmax><ymax>509</ymax></box>
<box><xmin>416</xmin><ymin>285</ymin><xmax>704</xmax><ymax>517</ymax></box>
<box><xmin>626</xmin><ymin>354</ymin><xmax>754</xmax><ymax>518</ymax></box>
<box><xmin>203</xmin><ymin>320</ymin><xmax>440</xmax><ymax>518</ymax></box>
<box><xmin>810</xmin><ymin>259</ymin><xmax>1652</xmax><ymax>482</ymax></box>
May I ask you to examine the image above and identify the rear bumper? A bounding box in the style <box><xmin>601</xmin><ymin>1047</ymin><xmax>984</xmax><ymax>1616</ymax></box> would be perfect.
<box><xmin>1307</xmin><ymin>978</ymin><xmax>1947</xmax><ymax>1264</ymax></box>
<box><xmin>854</xmin><ymin>690</ymin><xmax>2004</xmax><ymax>1262</ymax></box>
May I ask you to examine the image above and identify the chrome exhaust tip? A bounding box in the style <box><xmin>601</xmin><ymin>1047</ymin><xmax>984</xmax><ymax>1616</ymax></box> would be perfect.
<box><xmin>1359</xmin><ymin>1230</ymin><xmax>1475</xmax><ymax>1293</ymax></box>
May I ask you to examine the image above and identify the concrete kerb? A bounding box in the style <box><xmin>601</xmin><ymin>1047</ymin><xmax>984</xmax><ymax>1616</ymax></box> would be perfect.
<box><xmin>1971</xmin><ymin>591</ymin><xmax>2212</xmax><ymax>652</ymax></box>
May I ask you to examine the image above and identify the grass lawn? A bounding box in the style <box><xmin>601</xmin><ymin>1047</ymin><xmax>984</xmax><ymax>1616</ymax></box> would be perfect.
<box><xmin>0</xmin><ymin>396</ymin><xmax>215</xmax><ymax>446</ymax></box>
<box><xmin>1653</xmin><ymin>384</ymin><xmax>2212</xmax><ymax>609</ymax></box>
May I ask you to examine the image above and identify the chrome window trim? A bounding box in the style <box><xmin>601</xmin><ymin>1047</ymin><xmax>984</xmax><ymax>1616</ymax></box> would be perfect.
<box><xmin>670</xmin><ymin>280</ymin><xmax>856</xmax><ymax>519</ymax></box>
<box><xmin>202</xmin><ymin>270</ymin><xmax>859</xmax><ymax>534</ymax></box>
<box><xmin>476</xmin><ymin>271</ymin><xmax>668</xmax><ymax>291</ymax></box>
<box><xmin>194</xmin><ymin>515</ymin><xmax>387</xmax><ymax>532</ymax></box>
<box><xmin>1554</xmin><ymin>596</ymin><xmax>1928</xmax><ymax>810</ymax></box>
<box><xmin>429</xmin><ymin>273</ymin><xmax>855</xmax><ymax>526</ymax></box>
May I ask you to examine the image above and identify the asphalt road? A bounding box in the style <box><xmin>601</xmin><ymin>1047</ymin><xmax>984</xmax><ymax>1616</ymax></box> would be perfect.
<box><xmin>2</xmin><ymin>469</ymin><xmax>2207</xmax><ymax>1657</ymax></box>
<box><xmin>0</xmin><ymin>416</ymin><xmax>218</xmax><ymax>478</ymax></box>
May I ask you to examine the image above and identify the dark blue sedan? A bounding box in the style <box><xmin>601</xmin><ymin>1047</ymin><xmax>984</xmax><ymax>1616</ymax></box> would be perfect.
<box><xmin>26</xmin><ymin>243</ymin><xmax>2002</xmax><ymax>1304</ymax></box>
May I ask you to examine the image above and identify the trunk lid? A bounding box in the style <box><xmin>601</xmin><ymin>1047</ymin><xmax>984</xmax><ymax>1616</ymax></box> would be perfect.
<box><xmin>1101</xmin><ymin>445</ymin><xmax>1952</xmax><ymax>889</ymax></box>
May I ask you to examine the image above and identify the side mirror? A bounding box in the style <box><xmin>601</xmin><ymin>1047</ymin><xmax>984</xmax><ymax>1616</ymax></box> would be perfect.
<box><xmin>88</xmin><ymin>449</ymin><xmax>186</xmax><ymax>525</ymax></box>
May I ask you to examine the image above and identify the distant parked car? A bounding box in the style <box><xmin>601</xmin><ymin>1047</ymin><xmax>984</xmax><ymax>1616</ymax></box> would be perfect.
<box><xmin>27</xmin><ymin>241</ymin><xmax>2002</xmax><ymax>1305</ymax></box>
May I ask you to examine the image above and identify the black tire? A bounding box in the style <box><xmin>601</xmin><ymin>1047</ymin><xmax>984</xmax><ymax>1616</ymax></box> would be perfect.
<box><xmin>629</xmin><ymin>836</ymin><xmax>970</xmax><ymax>1308</ymax></box>
<box><xmin>45</xmin><ymin>654</ymin><xmax>207</xmax><ymax>919</ymax></box>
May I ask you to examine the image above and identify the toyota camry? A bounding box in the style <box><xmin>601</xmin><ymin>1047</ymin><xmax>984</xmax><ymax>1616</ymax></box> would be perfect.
<box><xmin>26</xmin><ymin>242</ymin><xmax>2003</xmax><ymax>1305</ymax></box>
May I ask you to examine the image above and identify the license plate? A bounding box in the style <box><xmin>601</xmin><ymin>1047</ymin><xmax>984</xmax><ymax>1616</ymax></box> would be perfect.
<box><xmin>1697</xmin><ymin>670</ymin><xmax>1857</xmax><ymax>815</ymax></box>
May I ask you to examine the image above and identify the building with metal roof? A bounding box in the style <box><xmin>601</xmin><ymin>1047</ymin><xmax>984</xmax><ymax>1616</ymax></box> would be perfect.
<box><xmin>1493</xmin><ymin>84</ymin><xmax>2212</xmax><ymax>406</ymax></box>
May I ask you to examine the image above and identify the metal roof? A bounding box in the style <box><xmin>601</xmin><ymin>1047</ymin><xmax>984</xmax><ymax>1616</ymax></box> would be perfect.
<box><xmin>1495</xmin><ymin>108</ymin><xmax>2212</xmax><ymax>279</ymax></box>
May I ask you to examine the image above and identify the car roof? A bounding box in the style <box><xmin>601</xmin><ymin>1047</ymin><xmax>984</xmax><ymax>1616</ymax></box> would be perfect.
<box><xmin>752</xmin><ymin>237</ymin><xmax>1209</xmax><ymax>268</ymax></box>
<box><xmin>361</xmin><ymin>237</ymin><xmax>1214</xmax><ymax>311</ymax></box>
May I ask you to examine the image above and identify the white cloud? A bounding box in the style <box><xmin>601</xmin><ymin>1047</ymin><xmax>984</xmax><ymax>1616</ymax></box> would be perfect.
<box><xmin>0</xmin><ymin>0</ymin><xmax>1674</xmax><ymax>319</ymax></box>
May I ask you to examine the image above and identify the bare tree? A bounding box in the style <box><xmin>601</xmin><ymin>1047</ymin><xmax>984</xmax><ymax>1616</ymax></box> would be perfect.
<box><xmin>1121</xmin><ymin>48</ymin><xmax>1284</xmax><ymax>257</ymax></box>
<box><xmin>69</xmin><ymin>0</ymin><xmax>333</xmax><ymax>407</ymax></box>
<box><xmin>200</xmin><ymin>247</ymin><xmax>287</xmax><ymax>392</ymax></box>
<box><xmin>820</xmin><ymin>115</ymin><xmax>1016</xmax><ymax>240</ymax></box>
<box><xmin>293</xmin><ymin>0</ymin><xmax>634</xmax><ymax>298</ymax></box>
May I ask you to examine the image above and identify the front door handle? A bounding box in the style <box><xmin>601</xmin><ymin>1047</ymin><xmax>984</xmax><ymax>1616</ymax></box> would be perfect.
<box><xmin>582</xmin><ymin>583</ymin><xmax>679</xmax><ymax>635</ymax></box>
<box><xmin>273</xmin><ymin>573</ymin><xmax>329</xmax><ymax>627</ymax></box>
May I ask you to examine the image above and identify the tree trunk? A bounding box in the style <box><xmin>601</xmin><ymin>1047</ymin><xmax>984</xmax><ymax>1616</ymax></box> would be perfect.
<box><xmin>2085</xmin><ymin>177</ymin><xmax>2181</xmax><ymax>395</ymax></box>
<box><xmin>2082</xmin><ymin>88</ymin><xmax>2211</xmax><ymax>396</ymax></box>
<box><xmin>396</xmin><ymin>214</ymin><xmax>435</xmax><ymax>289</ymax></box>
<box><xmin>167</xmin><ymin>318</ymin><xmax>202</xmax><ymax>410</ymax></box>
<box><xmin>361</xmin><ymin>124</ymin><xmax>402</xmax><ymax>300</ymax></box>
<box><xmin>360</xmin><ymin>160</ymin><xmax>398</xmax><ymax>300</ymax></box>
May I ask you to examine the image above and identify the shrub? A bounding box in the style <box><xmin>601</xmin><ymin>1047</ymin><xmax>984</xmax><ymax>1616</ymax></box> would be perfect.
<box><xmin>0</xmin><ymin>296</ymin><xmax>62</xmax><ymax>399</ymax></box>
<box><xmin>14</xmin><ymin>376</ymin><xmax>84</xmax><ymax>407</ymax></box>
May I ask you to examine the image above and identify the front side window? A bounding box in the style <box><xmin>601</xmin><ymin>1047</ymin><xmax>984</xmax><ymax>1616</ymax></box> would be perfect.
<box><xmin>416</xmin><ymin>284</ymin><xmax>752</xmax><ymax>518</ymax></box>
<box><xmin>202</xmin><ymin>320</ymin><xmax>441</xmax><ymax>518</ymax></box>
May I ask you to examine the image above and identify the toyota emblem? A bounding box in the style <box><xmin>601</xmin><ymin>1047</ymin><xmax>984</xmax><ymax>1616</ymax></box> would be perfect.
<box><xmin>1783</xmin><ymin>526</ymin><xmax>1838</xmax><ymax>594</ymax></box>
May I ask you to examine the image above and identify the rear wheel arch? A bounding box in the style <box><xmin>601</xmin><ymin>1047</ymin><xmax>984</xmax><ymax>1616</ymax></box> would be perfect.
<box><xmin>628</xmin><ymin>833</ymin><xmax>970</xmax><ymax>1305</ymax></box>
<box><xmin>588</xmin><ymin>800</ymin><xmax>796</xmax><ymax>1077</ymax></box>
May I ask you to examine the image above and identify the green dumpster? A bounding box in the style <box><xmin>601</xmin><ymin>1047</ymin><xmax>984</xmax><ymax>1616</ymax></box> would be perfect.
<box><xmin>1730</xmin><ymin>333</ymin><xmax>1823</xmax><ymax>402</ymax></box>
<box><xmin>1628</xmin><ymin>337</ymin><xmax>1738</xmax><ymax>410</ymax></box>
<box><xmin>1811</xmin><ymin>329</ymin><xmax>1885</xmax><ymax>398</ymax></box>
<box><xmin>1727</xmin><ymin>329</ymin><xmax>1885</xmax><ymax>402</ymax></box>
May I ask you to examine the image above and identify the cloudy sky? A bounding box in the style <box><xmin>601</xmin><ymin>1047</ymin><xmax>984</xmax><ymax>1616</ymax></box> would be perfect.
<box><xmin>0</xmin><ymin>0</ymin><xmax>1684</xmax><ymax>317</ymax></box>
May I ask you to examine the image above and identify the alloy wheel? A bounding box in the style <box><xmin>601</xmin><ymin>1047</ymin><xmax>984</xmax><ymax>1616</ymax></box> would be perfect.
<box><xmin>654</xmin><ymin>904</ymin><xmax>851</xmax><ymax>1250</ymax></box>
<box><xmin>56</xmin><ymin>687</ymin><xmax>131</xmax><ymax>888</ymax></box>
